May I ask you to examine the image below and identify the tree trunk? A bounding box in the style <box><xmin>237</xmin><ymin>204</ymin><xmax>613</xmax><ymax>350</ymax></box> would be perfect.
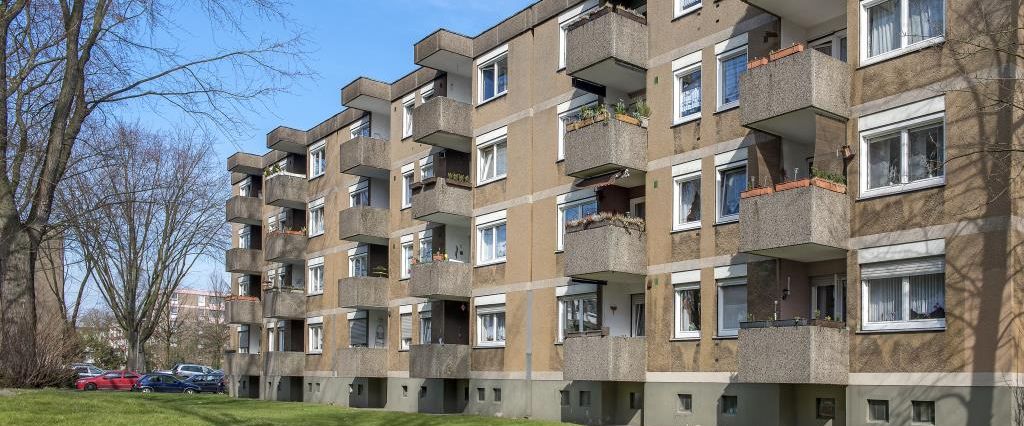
<box><xmin>0</xmin><ymin>227</ymin><xmax>39</xmax><ymax>385</ymax></box>
<box><xmin>125</xmin><ymin>330</ymin><xmax>147</xmax><ymax>372</ymax></box>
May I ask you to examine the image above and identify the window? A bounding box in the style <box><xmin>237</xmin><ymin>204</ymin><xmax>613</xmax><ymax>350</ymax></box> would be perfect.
<box><xmin>238</xmin><ymin>227</ymin><xmax>251</xmax><ymax>249</ymax></box>
<box><xmin>420</xmin><ymin>156</ymin><xmax>434</xmax><ymax>180</ymax></box>
<box><xmin>402</xmin><ymin>170</ymin><xmax>413</xmax><ymax>208</ymax></box>
<box><xmin>477</xmin><ymin>137</ymin><xmax>508</xmax><ymax>184</ymax></box>
<box><xmin>402</xmin><ymin>99</ymin><xmax>414</xmax><ymax>139</ymax></box>
<box><xmin>676</xmin><ymin>0</ymin><xmax>701</xmax><ymax>17</ymax></box>
<box><xmin>557</xmin><ymin>98</ymin><xmax>597</xmax><ymax>160</ymax></box>
<box><xmin>674</xmin><ymin>284</ymin><xmax>701</xmax><ymax>339</ymax></box>
<box><xmin>400</xmin><ymin>312</ymin><xmax>412</xmax><ymax>350</ymax></box>
<box><xmin>239</xmin><ymin>179</ymin><xmax>253</xmax><ymax>197</ymax></box>
<box><xmin>862</xmin><ymin>256</ymin><xmax>945</xmax><ymax>331</ymax></box>
<box><xmin>557</xmin><ymin>197</ymin><xmax>597</xmax><ymax>250</ymax></box>
<box><xmin>722</xmin><ymin>395</ymin><xmax>738</xmax><ymax>415</ymax></box>
<box><xmin>913</xmin><ymin>400</ymin><xmax>935</xmax><ymax>424</ymax></box>
<box><xmin>350</xmin><ymin>181</ymin><xmax>369</xmax><ymax>207</ymax></box>
<box><xmin>238</xmin><ymin>325</ymin><xmax>250</xmax><ymax>354</ymax></box>
<box><xmin>350</xmin><ymin>119</ymin><xmax>371</xmax><ymax>139</ymax></box>
<box><xmin>631</xmin><ymin>294</ymin><xmax>645</xmax><ymax>337</ymax></box>
<box><xmin>307</xmin><ymin>257</ymin><xmax>324</xmax><ymax>295</ymax></box>
<box><xmin>419</xmin><ymin>306</ymin><xmax>432</xmax><ymax>344</ymax></box>
<box><xmin>678</xmin><ymin>394</ymin><xmax>693</xmax><ymax>413</ymax></box>
<box><xmin>560</xmin><ymin>292</ymin><xmax>599</xmax><ymax>340</ymax></box>
<box><xmin>477</xmin><ymin>388</ymin><xmax>486</xmax><ymax>402</ymax></box>
<box><xmin>579</xmin><ymin>390</ymin><xmax>591</xmax><ymax>407</ymax></box>
<box><xmin>493</xmin><ymin>388</ymin><xmax>502</xmax><ymax>402</ymax></box>
<box><xmin>810</xmin><ymin>30</ymin><xmax>848</xmax><ymax>62</ymax></box>
<box><xmin>477</xmin><ymin>220</ymin><xmax>507</xmax><ymax>265</ymax></box>
<box><xmin>717</xmin><ymin>279</ymin><xmax>747</xmax><ymax>337</ymax></box>
<box><xmin>309</xmin><ymin>142</ymin><xmax>326</xmax><ymax>178</ymax></box>
<box><xmin>349</xmin><ymin>251</ymin><xmax>367</xmax><ymax>277</ymax></box>
<box><xmin>349</xmin><ymin>312</ymin><xmax>369</xmax><ymax>347</ymax></box>
<box><xmin>400</xmin><ymin>239</ymin><xmax>414</xmax><ymax>279</ymax></box>
<box><xmin>862</xmin><ymin>0</ymin><xmax>944</xmax><ymax>64</ymax></box>
<box><xmin>558</xmin><ymin>0</ymin><xmax>598</xmax><ymax>70</ymax></box>
<box><xmin>197</xmin><ymin>295</ymin><xmax>206</xmax><ymax>307</ymax></box>
<box><xmin>673</xmin><ymin>61</ymin><xmax>702</xmax><ymax>124</ymax></box>
<box><xmin>868</xmin><ymin>399</ymin><xmax>889</xmax><ymax>422</ymax></box>
<box><xmin>716</xmin><ymin>46</ymin><xmax>747</xmax><ymax>110</ymax></box>
<box><xmin>419</xmin><ymin>230</ymin><xmax>433</xmax><ymax>263</ymax></box>
<box><xmin>863</xmin><ymin>118</ymin><xmax>944</xmax><ymax>197</ymax></box>
<box><xmin>308</xmin><ymin>320</ymin><xmax>323</xmax><ymax>353</ymax></box>
<box><xmin>476</xmin><ymin>305</ymin><xmax>506</xmax><ymax>347</ymax></box>
<box><xmin>716</xmin><ymin>163</ymin><xmax>746</xmax><ymax>223</ymax></box>
<box><xmin>421</xmin><ymin>86</ymin><xmax>435</xmax><ymax>103</ymax></box>
<box><xmin>817</xmin><ymin>398</ymin><xmax>837</xmax><ymax>419</ymax></box>
<box><xmin>479</xmin><ymin>51</ymin><xmax>508</xmax><ymax>103</ymax></box>
<box><xmin>673</xmin><ymin>172</ymin><xmax>701</xmax><ymax>230</ymax></box>
<box><xmin>308</xmin><ymin>198</ymin><xmax>325</xmax><ymax>237</ymax></box>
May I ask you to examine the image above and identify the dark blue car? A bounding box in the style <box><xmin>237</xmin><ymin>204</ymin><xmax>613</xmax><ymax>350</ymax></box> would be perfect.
<box><xmin>133</xmin><ymin>373</ymin><xmax>202</xmax><ymax>394</ymax></box>
<box><xmin>184</xmin><ymin>374</ymin><xmax>225</xmax><ymax>393</ymax></box>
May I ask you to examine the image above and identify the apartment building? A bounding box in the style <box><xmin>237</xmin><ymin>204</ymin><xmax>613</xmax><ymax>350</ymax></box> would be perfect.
<box><xmin>223</xmin><ymin>0</ymin><xmax>1023</xmax><ymax>424</ymax></box>
<box><xmin>169</xmin><ymin>288</ymin><xmax>227</xmax><ymax>323</ymax></box>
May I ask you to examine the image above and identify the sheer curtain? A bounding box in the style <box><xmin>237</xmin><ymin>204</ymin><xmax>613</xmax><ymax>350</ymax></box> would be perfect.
<box><xmin>869</xmin><ymin>0</ymin><xmax>901</xmax><ymax>57</ymax></box>
<box><xmin>678</xmin><ymin>179</ymin><xmax>700</xmax><ymax>224</ymax></box>
<box><xmin>910</xmin><ymin>274</ymin><xmax>945</xmax><ymax>319</ymax></box>
<box><xmin>720</xmin><ymin>284</ymin><xmax>746</xmax><ymax>331</ymax></box>
<box><xmin>909</xmin><ymin>124</ymin><xmax>944</xmax><ymax>181</ymax></box>
<box><xmin>909</xmin><ymin>0</ymin><xmax>943</xmax><ymax>44</ymax></box>
<box><xmin>867</xmin><ymin>278</ymin><xmax>902</xmax><ymax>322</ymax></box>
<box><xmin>868</xmin><ymin>134</ymin><xmax>901</xmax><ymax>189</ymax></box>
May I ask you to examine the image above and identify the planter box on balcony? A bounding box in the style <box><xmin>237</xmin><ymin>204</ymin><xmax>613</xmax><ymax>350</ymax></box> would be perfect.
<box><xmin>414</xmin><ymin>30</ymin><xmax>473</xmax><ymax>75</ymax></box>
<box><xmin>226</xmin><ymin>196</ymin><xmax>263</xmax><ymax>226</ymax></box>
<box><xmin>409</xmin><ymin>261</ymin><xmax>472</xmax><ymax>300</ymax></box>
<box><xmin>262</xmin><ymin>289</ymin><xmax>306</xmax><ymax>319</ymax></box>
<box><xmin>737</xmin><ymin>324</ymin><xmax>849</xmax><ymax>385</ymax></box>
<box><xmin>411</xmin><ymin>178</ymin><xmax>473</xmax><ymax>225</ymax></box>
<box><xmin>338</xmin><ymin>277</ymin><xmax>389</xmax><ymax>310</ymax></box>
<box><xmin>264</xmin><ymin>231</ymin><xmax>307</xmax><ymax>263</ymax></box>
<box><xmin>263</xmin><ymin>351</ymin><xmax>305</xmax><ymax>377</ymax></box>
<box><xmin>412</xmin><ymin>97</ymin><xmax>472</xmax><ymax>152</ymax></box>
<box><xmin>225</xmin><ymin>248</ymin><xmax>262</xmax><ymax>274</ymax></box>
<box><xmin>341</xmin><ymin>77</ymin><xmax>391</xmax><ymax>114</ymax></box>
<box><xmin>264</xmin><ymin>173</ymin><xmax>307</xmax><ymax>210</ymax></box>
<box><xmin>564</xmin><ymin>115</ymin><xmax>647</xmax><ymax>178</ymax></box>
<box><xmin>226</xmin><ymin>298</ymin><xmax>262</xmax><ymax>324</ymax></box>
<box><xmin>739</xmin><ymin>49</ymin><xmax>851</xmax><ymax>133</ymax></box>
<box><xmin>565</xmin><ymin>6</ymin><xmax>648</xmax><ymax>93</ymax></box>
<box><xmin>334</xmin><ymin>348</ymin><xmax>388</xmax><ymax>378</ymax></box>
<box><xmin>228</xmin><ymin>153</ymin><xmax>263</xmax><ymax>176</ymax></box>
<box><xmin>266</xmin><ymin>126</ymin><xmax>306</xmax><ymax>154</ymax></box>
<box><xmin>338</xmin><ymin>206</ymin><xmax>389</xmax><ymax>245</ymax></box>
<box><xmin>409</xmin><ymin>344</ymin><xmax>470</xmax><ymax>379</ymax></box>
<box><xmin>739</xmin><ymin>182</ymin><xmax>849</xmax><ymax>262</ymax></box>
<box><xmin>339</xmin><ymin>136</ymin><xmax>390</xmax><ymax>179</ymax></box>
<box><xmin>564</xmin><ymin>219</ymin><xmax>647</xmax><ymax>282</ymax></box>
<box><xmin>224</xmin><ymin>353</ymin><xmax>261</xmax><ymax>377</ymax></box>
<box><xmin>563</xmin><ymin>336</ymin><xmax>646</xmax><ymax>382</ymax></box>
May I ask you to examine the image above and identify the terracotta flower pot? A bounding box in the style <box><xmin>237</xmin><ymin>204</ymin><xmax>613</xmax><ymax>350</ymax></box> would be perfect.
<box><xmin>810</xmin><ymin>177</ymin><xmax>847</xmax><ymax>194</ymax></box>
<box><xmin>774</xmin><ymin>178</ymin><xmax>811</xmax><ymax>192</ymax></box>
<box><xmin>747</xmin><ymin>57</ymin><xmax>769</xmax><ymax>70</ymax></box>
<box><xmin>769</xmin><ymin>43</ymin><xmax>804</xmax><ymax>62</ymax></box>
<box><xmin>740</xmin><ymin>186</ymin><xmax>774</xmax><ymax>199</ymax></box>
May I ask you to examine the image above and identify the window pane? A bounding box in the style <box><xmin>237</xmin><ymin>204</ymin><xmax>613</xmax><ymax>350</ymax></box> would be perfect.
<box><xmin>496</xmin><ymin>58</ymin><xmax>508</xmax><ymax>94</ymax></box>
<box><xmin>721</xmin><ymin>52</ymin><xmax>746</xmax><ymax>105</ymax></box>
<box><xmin>913</xmin><ymin>401</ymin><xmax>935</xmax><ymax>423</ymax></box>
<box><xmin>481</xmin><ymin>227</ymin><xmax>494</xmax><ymax>261</ymax></box>
<box><xmin>720</xmin><ymin>167</ymin><xmax>746</xmax><ymax>217</ymax></box>
<box><xmin>868</xmin><ymin>400</ymin><xmax>889</xmax><ymax>422</ymax></box>
<box><xmin>495</xmin><ymin>224</ymin><xmax>507</xmax><ymax>259</ymax></box>
<box><xmin>867</xmin><ymin>278</ymin><xmax>903</xmax><ymax>322</ymax></box>
<box><xmin>679</xmin><ymin>70</ymin><xmax>701</xmax><ymax>117</ymax></box>
<box><xmin>482</xmin><ymin>65</ymin><xmax>495</xmax><ymax>100</ymax></box>
<box><xmin>910</xmin><ymin>274</ymin><xmax>945</xmax><ymax>319</ymax></box>
<box><xmin>679</xmin><ymin>288</ymin><xmax>701</xmax><ymax>332</ymax></box>
<box><xmin>720</xmin><ymin>285</ymin><xmax>747</xmax><ymax>331</ymax></box>
<box><xmin>496</xmin><ymin>312</ymin><xmax>505</xmax><ymax>341</ymax></box>
<box><xmin>908</xmin><ymin>0</ymin><xmax>943</xmax><ymax>44</ymax></box>
<box><xmin>868</xmin><ymin>133</ymin><xmax>902</xmax><ymax>189</ymax></box>
<box><xmin>678</xmin><ymin>178</ymin><xmax>701</xmax><ymax>224</ymax></box>
<box><xmin>909</xmin><ymin>124</ymin><xmax>944</xmax><ymax>181</ymax></box>
<box><xmin>480</xmin><ymin>148</ymin><xmax>494</xmax><ymax>180</ymax></box>
<box><xmin>495</xmin><ymin>141</ymin><xmax>508</xmax><ymax>177</ymax></box>
<box><xmin>583</xmin><ymin>296</ymin><xmax>600</xmax><ymax>332</ymax></box>
<box><xmin>680</xmin><ymin>0</ymin><xmax>700</xmax><ymax>10</ymax></box>
<box><xmin>868</xmin><ymin>0</ymin><xmax>901</xmax><ymax>57</ymax></box>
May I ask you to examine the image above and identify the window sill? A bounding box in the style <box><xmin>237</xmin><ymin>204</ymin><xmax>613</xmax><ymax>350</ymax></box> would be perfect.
<box><xmin>715</xmin><ymin>103</ymin><xmax>739</xmax><ymax>114</ymax></box>
<box><xmin>859</xmin><ymin>319</ymin><xmax>946</xmax><ymax>333</ymax></box>
<box><xmin>672</xmin><ymin>5</ymin><xmax>702</xmax><ymax>21</ymax></box>
<box><xmin>672</xmin><ymin>114</ymin><xmax>701</xmax><ymax>128</ymax></box>
<box><xmin>307</xmin><ymin>174</ymin><xmax>324</xmax><ymax>182</ymax></box>
<box><xmin>477</xmin><ymin>92</ymin><xmax>508</xmax><ymax>108</ymax></box>
<box><xmin>306</xmin><ymin>292</ymin><xmax>323</xmax><ymax>297</ymax></box>
<box><xmin>859</xmin><ymin>37</ymin><xmax>945</xmax><ymax>68</ymax></box>
<box><xmin>475</xmin><ymin>259</ymin><xmax>507</xmax><ymax>268</ymax></box>
<box><xmin>473</xmin><ymin>344</ymin><xmax>506</xmax><ymax>349</ymax></box>
<box><xmin>398</xmin><ymin>349</ymin><xmax>409</xmax><ymax>353</ymax></box>
<box><xmin>670</xmin><ymin>336</ymin><xmax>701</xmax><ymax>342</ymax></box>
<box><xmin>858</xmin><ymin>179</ymin><xmax>945</xmax><ymax>200</ymax></box>
<box><xmin>715</xmin><ymin>217</ymin><xmax>739</xmax><ymax>226</ymax></box>
<box><xmin>307</xmin><ymin>232</ymin><xmax>324</xmax><ymax>239</ymax></box>
<box><xmin>306</xmin><ymin>351</ymin><xmax>322</xmax><ymax>355</ymax></box>
<box><xmin>476</xmin><ymin>176</ymin><xmax>507</xmax><ymax>188</ymax></box>
<box><xmin>712</xmin><ymin>335</ymin><xmax>738</xmax><ymax>340</ymax></box>
<box><xmin>672</xmin><ymin>223</ymin><xmax>701</xmax><ymax>233</ymax></box>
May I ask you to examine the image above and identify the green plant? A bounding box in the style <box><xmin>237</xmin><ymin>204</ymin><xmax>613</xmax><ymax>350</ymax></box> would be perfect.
<box><xmin>594</xmin><ymin>103</ymin><xmax>608</xmax><ymax>116</ymax></box>
<box><xmin>372</xmin><ymin>265</ymin><xmax>389</xmax><ymax>278</ymax></box>
<box><xmin>614</xmin><ymin>99</ymin><xmax>627</xmax><ymax>115</ymax></box>
<box><xmin>565</xmin><ymin>212</ymin><xmax>645</xmax><ymax>232</ymax></box>
<box><xmin>810</xmin><ymin>167</ymin><xmax>847</xmax><ymax>185</ymax></box>
<box><xmin>264</xmin><ymin>164</ymin><xmax>282</xmax><ymax>176</ymax></box>
<box><xmin>580</xmin><ymin>105</ymin><xmax>596</xmax><ymax>120</ymax></box>
<box><xmin>447</xmin><ymin>171</ymin><xmax>471</xmax><ymax>184</ymax></box>
<box><xmin>631</xmin><ymin>97</ymin><xmax>651</xmax><ymax>119</ymax></box>
<box><xmin>813</xmin><ymin>309</ymin><xmax>821</xmax><ymax>320</ymax></box>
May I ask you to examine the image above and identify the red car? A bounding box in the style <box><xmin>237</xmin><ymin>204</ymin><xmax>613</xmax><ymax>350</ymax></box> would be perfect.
<box><xmin>76</xmin><ymin>370</ymin><xmax>141</xmax><ymax>391</ymax></box>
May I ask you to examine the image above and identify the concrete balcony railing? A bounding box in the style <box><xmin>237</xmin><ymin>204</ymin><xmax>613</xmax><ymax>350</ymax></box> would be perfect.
<box><xmin>412</xmin><ymin>97</ymin><xmax>473</xmax><ymax>152</ymax></box>
<box><xmin>409</xmin><ymin>261</ymin><xmax>472</xmax><ymax>301</ymax></box>
<box><xmin>563</xmin><ymin>336</ymin><xmax>646</xmax><ymax>382</ymax></box>
<box><xmin>565</xmin><ymin>6</ymin><xmax>648</xmax><ymax>93</ymax></box>
<box><xmin>228</xmin><ymin>152</ymin><xmax>263</xmax><ymax>175</ymax></box>
<box><xmin>264</xmin><ymin>231</ymin><xmax>307</xmax><ymax>264</ymax></box>
<box><xmin>739</xmin><ymin>179</ymin><xmax>849</xmax><ymax>262</ymax></box>
<box><xmin>414</xmin><ymin>29</ymin><xmax>473</xmax><ymax>75</ymax></box>
<box><xmin>411</xmin><ymin>178</ymin><xmax>473</xmax><ymax>225</ymax></box>
<box><xmin>341</xmin><ymin>77</ymin><xmax>391</xmax><ymax>114</ymax></box>
<box><xmin>224</xmin><ymin>352</ymin><xmax>261</xmax><ymax>377</ymax></box>
<box><xmin>262</xmin><ymin>289</ymin><xmax>306</xmax><ymax>320</ymax></box>
<box><xmin>337</xmin><ymin>277</ymin><xmax>389</xmax><ymax>310</ymax></box>
<box><xmin>266</xmin><ymin>126</ymin><xmax>306</xmax><ymax>154</ymax></box>
<box><xmin>564</xmin><ymin>115</ymin><xmax>648</xmax><ymax>178</ymax></box>
<box><xmin>263</xmin><ymin>351</ymin><xmax>305</xmax><ymax>377</ymax></box>
<box><xmin>339</xmin><ymin>136</ymin><xmax>390</xmax><ymax>179</ymax></box>
<box><xmin>564</xmin><ymin>218</ymin><xmax>647</xmax><ymax>282</ymax></box>
<box><xmin>225</xmin><ymin>297</ymin><xmax>262</xmax><ymax>324</ymax></box>
<box><xmin>737</xmin><ymin>322</ymin><xmax>849</xmax><ymax>385</ymax></box>
<box><xmin>739</xmin><ymin>48</ymin><xmax>851</xmax><ymax>135</ymax></box>
<box><xmin>333</xmin><ymin>348</ymin><xmax>388</xmax><ymax>378</ymax></box>
<box><xmin>226</xmin><ymin>196</ymin><xmax>263</xmax><ymax>226</ymax></box>
<box><xmin>225</xmin><ymin>248</ymin><xmax>262</xmax><ymax>275</ymax></box>
<box><xmin>409</xmin><ymin>344</ymin><xmax>471</xmax><ymax>379</ymax></box>
<box><xmin>339</xmin><ymin>206</ymin><xmax>389</xmax><ymax>246</ymax></box>
<box><xmin>264</xmin><ymin>173</ymin><xmax>307</xmax><ymax>210</ymax></box>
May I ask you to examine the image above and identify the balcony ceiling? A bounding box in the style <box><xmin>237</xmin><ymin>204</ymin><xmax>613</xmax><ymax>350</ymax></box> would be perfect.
<box><xmin>746</xmin><ymin>0</ymin><xmax>845</xmax><ymax>28</ymax></box>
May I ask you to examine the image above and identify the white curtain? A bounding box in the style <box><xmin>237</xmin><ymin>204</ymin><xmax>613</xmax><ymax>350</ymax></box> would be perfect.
<box><xmin>720</xmin><ymin>284</ymin><xmax>746</xmax><ymax>331</ymax></box>
<box><xmin>867</xmin><ymin>278</ymin><xmax>902</xmax><ymax>322</ymax></box>
<box><xmin>909</xmin><ymin>273</ymin><xmax>945</xmax><ymax>319</ymax></box>
<box><xmin>495</xmin><ymin>224</ymin><xmax>507</xmax><ymax>258</ymax></box>
<box><xmin>869</xmin><ymin>0</ymin><xmax>901</xmax><ymax>57</ymax></box>
<box><xmin>909</xmin><ymin>0</ymin><xmax>943</xmax><ymax>44</ymax></box>
<box><xmin>909</xmin><ymin>124</ymin><xmax>944</xmax><ymax>181</ymax></box>
<box><xmin>678</xmin><ymin>179</ymin><xmax>700</xmax><ymax>223</ymax></box>
<box><xmin>481</xmin><ymin>227</ymin><xmax>494</xmax><ymax>261</ymax></box>
<box><xmin>495</xmin><ymin>142</ymin><xmax>507</xmax><ymax>176</ymax></box>
<box><xmin>868</xmin><ymin>134</ymin><xmax>901</xmax><ymax>189</ymax></box>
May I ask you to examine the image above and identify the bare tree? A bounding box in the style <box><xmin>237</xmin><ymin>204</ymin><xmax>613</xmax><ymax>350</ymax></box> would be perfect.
<box><xmin>0</xmin><ymin>0</ymin><xmax>304</xmax><ymax>385</ymax></box>
<box><xmin>60</xmin><ymin>123</ymin><xmax>227</xmax><ymax>371</ymax></box>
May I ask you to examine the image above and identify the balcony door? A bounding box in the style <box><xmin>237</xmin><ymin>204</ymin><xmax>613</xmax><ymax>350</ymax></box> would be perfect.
<box><xmin>810</xmin><ymin>274</ymin><xmax>846</xmax><ymax>321</ymax></box>
<box><xmin>630</xmin><ymin>293</ymin><xmax>645</xmax><ymax>337</ymax></box>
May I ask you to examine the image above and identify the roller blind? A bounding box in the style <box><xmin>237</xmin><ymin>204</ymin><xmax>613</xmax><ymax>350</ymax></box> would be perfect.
<box><xmin>400</xmin><ymin>313</ymin><xmax>412</xmax><ymax>340</ymax></box>
<box><xmin>861</xmin><ymin>256</ymin><xmax>944</xmax><ymax>280</ymax></box>
<box><xmin>349</xmin><ymin>318</ymin><xmax>368</xmax><ymax>347</ymax></box>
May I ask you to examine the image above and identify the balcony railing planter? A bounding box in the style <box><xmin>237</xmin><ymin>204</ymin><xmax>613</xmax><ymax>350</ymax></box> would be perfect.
<box><xmin>565</xmin><ymin>101</ymin><xmax>651</xmax><ymax>133</ymax></box>
<box><xmin>748</xmin><ymin>43</ymin><xmax>805</xmax><ymax>70</ymax></box>
<box><xmin>740</xmin><ymin>318</ymin><xmax>845</xmax><ymax>329</ymax></box>
<box><xmin>565</xmin><ymin>212</ymin><xmax>645</xmax><ymax>234</ymax></box>
<box><xmin>743</xmin><ymin>176</ymin><xmax>847</xmax><ymax>200</ymax></box>
<box><xmin>226</xmin><ymin>295</ymin><xmax>260</xmax><ymax>302</ymax></box>
<box><xmin>740</xmin><ymin>186</ymin><xmax>774</xmax><ymax>199</ymax></box>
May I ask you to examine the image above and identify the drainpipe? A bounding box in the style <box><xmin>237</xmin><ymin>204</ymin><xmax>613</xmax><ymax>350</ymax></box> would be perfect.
<box><xmin>775</xmin><ymin>258</ymin><xmax>782</xmax><ymax>320</ymax></box>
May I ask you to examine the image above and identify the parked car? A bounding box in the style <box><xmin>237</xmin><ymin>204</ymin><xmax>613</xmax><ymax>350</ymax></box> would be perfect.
<box><xmin>132</xmin><ymin>374</ymin><xmax>202</xmax><ymax>394</ymax></box>
<box><xmin>71</xmin><ymin>363</ymin><xmax>104</xmax><ymax>379</ymax></box>
<box><xmin>76</xmin><ymin>370</ymin><xmax>141</xmax><ymax>391</ymax></box>
<box><xmin>184</xmin><ymin>374</ymin><xmax>225</xmax><ymax>393</ymax></box>
<box><xmin>162</xmin><ymin>364</ymin><xmax>215</xmax><ymax>377</ymax></box>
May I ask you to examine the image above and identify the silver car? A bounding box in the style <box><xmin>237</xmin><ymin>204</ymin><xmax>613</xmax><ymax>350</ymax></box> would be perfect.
<box><xmin>169</xmin><ymin>364</ymin><xmax>215</xmax><ymax>377</ymax></box>
<box><xmin>72</xmin><ymin>363</ymin><xmax>104</xmax><ymax>379</ymax></box>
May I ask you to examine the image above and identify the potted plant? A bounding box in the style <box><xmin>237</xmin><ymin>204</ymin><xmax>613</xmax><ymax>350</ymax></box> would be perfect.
<box><xmin>769</xmin><ymin>43</ymin><xmax>804</xmax><ymax>62</ymax></box>
<box><xmin>565</xmin><ymin>212</ymin><xmax>646</xmax><ymax>234</ymax></box>
<box><xmin>372</xmin><ymin>265</ymin><xmax>389</xmax><ymax>278</ymax></box>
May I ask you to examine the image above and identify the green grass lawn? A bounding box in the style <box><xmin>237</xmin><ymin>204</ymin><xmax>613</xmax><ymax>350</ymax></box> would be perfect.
<box><xmin>0</xmin><ymin>389</ymin><xmax>568</xmax><ymax>425</ymax></box>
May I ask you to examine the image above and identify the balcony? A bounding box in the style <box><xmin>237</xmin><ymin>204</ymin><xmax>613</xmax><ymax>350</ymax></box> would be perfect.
<box><xmin>225</xmin><ymin>297</ymin><xmax>262</xmax><ymax>324</ymax></box>
<box><xmin>564</xmin><ymin>114</ymin><xmax>647</xmax><ymax>178</ymax></box>
<box><xmin>411</xmin><ymin>178</ymin><xmax>473</xmax><ymax>225</ymax></box>
<box><xmin>737</xmin><ymin>321</ymin><xmax>849</xmax><ymax>385</ymax></box>
<box><xmin>739</xmin><ymin>179</ymin><xmax>849</xmax><ymax>262</ymax></box>
<box><xmin>564</xmin><ymin>218</ymin><xmax>647</xmax><ymax>282</ymax></box>
<box><xmin>266</xmin><ymin>126</ymin><xmax>306</xmax><ymax>154</ymax></box>
<box><xmin>341</xmin><ymin>77</ymin><xmax>391</xmax><ymax>114</ymax></box>
<box><xmin>339</xmin><ymin>136</ymin><xmax>390</xmax><ymax>179</ymax></box>
<box><xmin>264</xmin><ymin>173</ymin><xmax>307</xmax><ymax>210</ymax></box>
<box><xmin>225</xmin><ymin>248</ymin><xmax>262</xmax><ymax>275</ymax></box>
<box><xmin>228</xmin><ymin>152</ymin><xmax>263</xmax><ymax>176</ymax></box>
<box><xmin>262</xmin><ymin>289</ymin><xmax>306</xmax><ymax>320</ymax></box>
<box><xmin>414</xmin><ymin>30</ymin><xmax>473</xmax><ymax>76</ymax></box>
<box><xmin>741</xmin><ymin>0</ymin><xmax>846</xmax><ymax>29</ymax></box>
<box><xmin>224</xmin><ymin>352</ymin><xmax>261</xmax><ymax>376</ymax></box>
<box><xmin>339</xmin><ymin>206</ymin><xmax>389</xmax><ymax>246</ymax></box>
<box><xmin>563</xmin><ymin>336</ymin><xmax>646</xmax><ymax>382</ymax></box>
<box><xmin>338</xmin><ymin>277</ymin><xmax>388</xmax><ymax>310</ymax></box>
<box><xmin>412</xmin><ymin>97</ymin><xmax>473</xmax><ymax>152</ymax></box>
<box><xmin>409</xmin><ymin>344</ymin><xmax>470</xmax><ymax>379</ymax></box>
<box><xmin>409</xmin><ymin>261</ymin><xmax>472</xmax><ymax>301</ymax></box>
<box><xmin>264</xmin><ymin>231</ymin><xmax>307</xmax><ymax>264</ymax></box>
<box><xmin>739</xmin><ymin>48</ymin><xmax>851</xmax><ymax>140</ymax></box>
<box><xmin>226</xmin><ymin>196</ymin><xmax>262</xmax><ymax>226</ymax></box>
<box><xmin>565</xmin><ymin>6</ymin><xmax>648</xmax><ymax>93</ymax></box>
<box><xmin>333</xmin><ymin>348</ymin><xmax>388</xmax><ymax>378</ymax></box>
<box><xmin>263</xmin><ymin>351</ymin><xmax>305</xmax><ymax>377</ymax></box>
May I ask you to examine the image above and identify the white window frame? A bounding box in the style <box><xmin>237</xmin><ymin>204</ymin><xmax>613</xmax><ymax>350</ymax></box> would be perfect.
<box><xmin>307</xmin><ymin>317</ymin><xmax>324</xmax><ymax>354</ymax></box>
<box><xmin>475</xmin><ymin>304</ymin><xmax>507</xmax><ymax>347</ymax></box>
<box><xmin>308</xmin><ymin>141</ymin><xmax>326</xmax><ymax>179</ymax></box>
<box><xmin>419</xmin><ymin>156</ymin><xmax>434</xmax><ymax>180</ymax></box>
<box><xmin>556</xmin><ymin>194</ymin><xmax>597</xmax><ymax>251</ymax></box>
<box><xmin>348</xmin><ymin>247</ymin><xmax>368</xmax><ymax>278</ymax></box>
<box><xmin>308</xmin><ymin>197</ymin><xmax>325</xmax><ymax>237</ymax></box>
<box><xmin>401</xmin><ymin>163</ymin><xmax>414</xmax><ymax>208</ymax></box>
<box><xmin>675</xmin><ymin>0</ymin><xmax>702</xmax><ymax>17</ymax></box>
<box><xmin>350</xmin><ymin>118</ymin><xmax>371</xmax><ymax>139</ymax></box>
<box><xmin>859</xmin><ymin>0</ymin><xmax>946</xmax><ymax>66</ymax></box>
<box><xmin>717</xmin><ymin>278</ymin><xmax>747</xmax><ymax>337</ymax></box>
<box><xmin>556</xmin><ymin>286</ymin><xmax>600</xmax><ymax>342</ymax></box>
<box><xmin>809</xmin><ymin>29</ymin><xmax>849</xmax><ymax>61</ymax></box>
<box><xmin>418</xmin><ymin>229</ymin><xmax>433</xmax><ymax>263</ymax></box>
<box><xmin>673</xmin><ymin>159</ymin><xmax>702</xmax><ymax>231</ymax></box>
<box><xmin>419</xmin><ymin>303</ymin><xmax>432</xmax><ymax>344</ymax></box>
<box><xmin>238</xmin><ymin>227</ymin><xmax>250</xmax><ymax>249</ymax></box>
<box><xmin>349</xmin><ymin>180</ymin><xmax>370</xmax><ymax>207</ymax></box>
<box><xmin>400</xmin><ymin>234</ymin><xmax>414</xmax><ymax>279</ymax></box>
<box><xmin>476</xmin><ymin>212</ymin><xmax>508</xmax><ymax>266</ymax></box>
<box><xmin>673</xmin><ymin>57</ymin><xmax>703</xmax><ymax>125</ymax></box>
<box><xmin>673</xmin><ymin>271</ymin><xmax>701</xmax><ymax>340</ymax></box>
<box><xmin>477</xmin><ymin>45</ymin><xmax>509</xmax><ymax>104</ymax></box>
<box><xmin>239</xmin><ymin>178</ymin><xmax>253</xmax><ymax>197</ymax></box>
<box><xmin>476</xmin><ymin>133</ymin><xmax>508</xmax><ymax>185</ymax></box>
<box><xmin>858</xmin><ymin>240</ymin><xmax>947</xmax><ymax>332</ymax></box>
<box><xmin>558</xmin><ymin>0</ymin><xmax>599</xmax><ymax>70</ymax></box>
<box><xmin>399</xmin><ymin>308</ymin><xmax>413</xmax><ymax>351</ymax></box>
<box><xmin>714</xmin><ymin>34</ymin><xmax>748</xmax><ymax>112</ymax></box>
<box><xmin>715</xmin><ymin>161</ymin><xmax>746</xmax><ymax>224</ymax></box>
<box><xmin>402</xmin><ymin>96</ymin><xmax>415</xmax><ymax>139</ymax></box>
<box><xmin>307</xmin><ymin>257</ymin><xmax>324</xmax><ymax>295</ymax></box>
<box><xmin>420</xmin><ymin>84</ymin><xmax>436</xmax><ymax>103</ymax></box>
<box><xmin>859</xmin><ymin>98</ymin><xmax>946</xmax><ymax>199</ymax></box>
<box><xmin>557</xmin><ymin>94</ymin><xmax>598</xmax><ymax>161</ymax></box>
